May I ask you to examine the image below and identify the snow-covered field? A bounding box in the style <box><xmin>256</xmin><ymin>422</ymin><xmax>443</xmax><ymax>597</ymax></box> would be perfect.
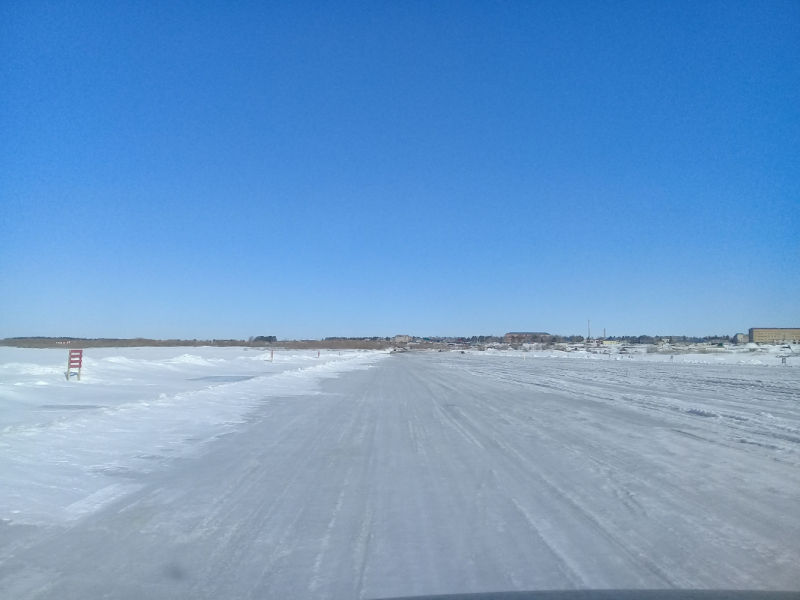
<box><xmin>1</xmin><ymin>348</ymin><xmax>798</xmax><ymax>598</ymax></box>
<box><xmin>454</xmin><ymin>348</ymin><xmax>800</xmax><ymax>456</ymax></box>
<box><xmin>478</xmin><ymin>345</ymin><xmax>798</xmax><ymax>367</ymax></box>
<box><xmin>0</xmin><ymin>347</ymin><xmax>385</xmax><ymax>523</ymax></box>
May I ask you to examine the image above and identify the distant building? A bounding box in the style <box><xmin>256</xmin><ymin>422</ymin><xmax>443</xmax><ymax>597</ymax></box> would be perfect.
<box><xmin>732</xmin><ymin>333</ymin><xmax>748</xmax><ymax>344</ymax></box>
<box><xmin>504</xmin><ymin>332</ymin><xmax>551</xmax><ymax>344</ymax></box>
<box><xmin>749</xmin><ymin>328</ymin><xmax>800</xmax><ymax>344</ymax></box>
<box><xmin>392</xmin><ymin>335</ymin><xmax>412</xmax><ymax>344</ymax></box>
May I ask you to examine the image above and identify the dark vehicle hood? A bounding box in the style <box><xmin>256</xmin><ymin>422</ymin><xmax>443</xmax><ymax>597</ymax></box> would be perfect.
<box><xmin>375</xmin><ymin>591</ymin><xmax>799</xmax><ymax>600</ymax></box>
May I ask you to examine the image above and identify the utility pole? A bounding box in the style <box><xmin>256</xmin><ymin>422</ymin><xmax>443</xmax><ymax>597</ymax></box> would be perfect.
<box><xmin>588</xmin><ymin>319</ymin><xmax>591</xmax><ymax>341</ymax></box>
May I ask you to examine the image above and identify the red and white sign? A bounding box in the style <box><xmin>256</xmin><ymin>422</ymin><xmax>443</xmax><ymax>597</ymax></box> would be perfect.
<box><xmin>67</xmin><ymin>349</ymin><xmax>83</xmax><ymax>381</ymax></box>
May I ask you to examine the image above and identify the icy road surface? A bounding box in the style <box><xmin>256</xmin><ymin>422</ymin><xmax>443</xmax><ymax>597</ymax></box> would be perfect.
<box><xmin>1</xmin><ymin>350</ymin><xmax>799</xmax><ymax>598</ymax></box>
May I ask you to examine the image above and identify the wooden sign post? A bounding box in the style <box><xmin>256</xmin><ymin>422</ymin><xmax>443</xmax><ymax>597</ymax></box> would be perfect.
<box><xmin>66</xmin><ymin>349</ymin><xmax>83</xmax><ymax>381</ymax></box>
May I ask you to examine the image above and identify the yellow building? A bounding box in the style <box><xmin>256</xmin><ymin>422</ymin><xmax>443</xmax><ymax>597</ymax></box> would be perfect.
<box><xmin>748</xmin><ymin>328</ymin><xmax>800</xmax><ymax>344</ymax></box>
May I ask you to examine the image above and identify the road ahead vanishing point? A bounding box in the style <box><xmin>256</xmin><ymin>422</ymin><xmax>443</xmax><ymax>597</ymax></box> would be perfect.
<box><xmin>1</xmin><ymin>351</ymin><xmax>799</xmax><ymax>599</ymax></box>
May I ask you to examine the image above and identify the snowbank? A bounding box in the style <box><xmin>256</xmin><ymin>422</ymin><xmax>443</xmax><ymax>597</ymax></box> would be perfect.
<box><xmin>0</xmin><ymin>347</ymin><xmax>388</xmax><ymax>524</ymax></box>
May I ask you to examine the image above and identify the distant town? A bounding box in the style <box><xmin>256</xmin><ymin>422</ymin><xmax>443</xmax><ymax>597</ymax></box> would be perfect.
<box><xmin>2</xmin><ymin>328</ymin><xmax>798</xmax><ymax>351</ymax></box>
<box><xmin>380</xmin><ymin>328</ymin><xmax>800</xmax><ymax>353</ymax></box>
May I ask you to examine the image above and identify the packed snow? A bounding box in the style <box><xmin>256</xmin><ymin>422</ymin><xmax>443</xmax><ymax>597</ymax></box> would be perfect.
<box><xmin>0</xmin><ymin>347</ymin><xmax>798</xmax><ymax>598</ymax></box>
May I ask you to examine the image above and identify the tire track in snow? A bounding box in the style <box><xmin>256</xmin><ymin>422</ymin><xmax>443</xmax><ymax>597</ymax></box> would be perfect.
<box><xmin>308</xmin><ymin>470</ymin><xmax>350</xmax><ymax>593</ymax></box>
<box><xmin>510</xmin><ymin>499</ymin><xmax>584</xmax><ymax>587</ymax></box>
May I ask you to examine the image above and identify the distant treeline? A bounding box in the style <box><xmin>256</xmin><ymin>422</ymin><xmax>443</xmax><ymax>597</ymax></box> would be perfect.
<box><xmin>1</xmin><ymin>333</ymin><xmax>736</xmax><ymax>350</ymax></box>
<box><xmin>0</xmin><ymin>337</ymin><xmax>390</xmax><ymax>350</ymax></box>
<box><xmin>325</xmin><ymin>336</ymin><xmax>390</xmax><ymax>341</ymax></box>
<box><xmin>1</xmin><ymin>337</ymin><xmax>250</xmax><ymax>349</ymax></box>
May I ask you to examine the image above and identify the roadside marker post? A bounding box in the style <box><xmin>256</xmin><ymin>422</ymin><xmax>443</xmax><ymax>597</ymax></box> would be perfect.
<box><xmin>66</xmin><ymin>349</ymin><xmax>83</xmax><ymax>381</ymax></box>
<box><xmin>271</xmin><ymin>350</ymin><xmax>274</xmax><ymax>363</ymax></box>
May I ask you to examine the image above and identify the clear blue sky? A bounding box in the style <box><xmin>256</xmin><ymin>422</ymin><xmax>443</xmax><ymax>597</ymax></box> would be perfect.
<box><xmin>1</xmin><ymin>1</ymin><xmax>798</xmax><ymax>340</ymax></box>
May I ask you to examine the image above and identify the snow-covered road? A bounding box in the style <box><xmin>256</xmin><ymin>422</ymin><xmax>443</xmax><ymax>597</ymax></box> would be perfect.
<box><xmin>1</xmin><ymin>351</ymin><xmax>798</xmax><ymax>598</ymax></box>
